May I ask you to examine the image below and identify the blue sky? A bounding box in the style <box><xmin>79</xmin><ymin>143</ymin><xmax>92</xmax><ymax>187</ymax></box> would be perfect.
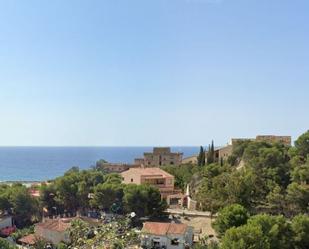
<box><xmin>0</xmin><ymin>0</ymin><xmax>308</xmax><ymax>146</ymax></box>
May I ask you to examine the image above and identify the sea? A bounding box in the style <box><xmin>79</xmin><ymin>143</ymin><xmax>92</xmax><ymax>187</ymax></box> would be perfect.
<box><xmin>0</xmin><ymin>147</ymin><xmax>198</xmax><ymax>182</ymax></box>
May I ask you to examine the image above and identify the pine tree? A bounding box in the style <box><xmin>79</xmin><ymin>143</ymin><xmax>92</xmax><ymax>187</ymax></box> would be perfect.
<box><xmin>201</xmin><ymin>149</ymin><xmax>206</xmax><ymax>166</ymax></box>
<box><xmin>207</xmin><ymin>144</ymin><xmax>212</xmax><ymax>165</ymax></box>
<box><xmin>211</xmin><ymin>140</ymin><xmax>215</xmax><ymax>155</ymax></box>
<box><xmin>207</xmin><ymin>140</ymin><xmax>215</xmax><ymax>165</ymax></box>
<box><xmin>197</xmin><ymin>146</ymin><xmax>204</xmax><ymax>166</ymax></box>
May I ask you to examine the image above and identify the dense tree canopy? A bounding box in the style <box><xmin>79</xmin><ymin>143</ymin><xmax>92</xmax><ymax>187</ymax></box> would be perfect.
<box><xmin>39</xmin><ymin>168</ymin><xmax>166</xmax><ymax>218</ymax></box>
<box><xmin>195</xmin><ymin>131</ymin><xmax>309</xmax><ymax>216</ymax></box>
<box><xmin>221</xmin><ymin>223</ymin><xmax>270</xmax><ymax>249</ymax></box>
<box><xmin>0</xmin><ymin>184</ymin><xmax>40</xmax><ymax>227</ymax></box>
<box><xmin>291</xmin><ymin>214</ymin><xmax>309</xmax><ymax>249</ymax></box>
<box><xmin>123</xmin><ymin>184</ymin><xmax>167</xmax><ymax>217</ymax></box>
<box><xmin>213</xmin><ymin>204</ymin><xmax>249</xmax><ymax>236</ymax></box>
<box><xmin>162</xmin><ymin>164</ymin><xmax>199</xmax><ymax>190</ymax></box>
<box><xmin>0</xmin><ymin>238</ymin><xmax>18</xmax><ymax>249</ymax></box>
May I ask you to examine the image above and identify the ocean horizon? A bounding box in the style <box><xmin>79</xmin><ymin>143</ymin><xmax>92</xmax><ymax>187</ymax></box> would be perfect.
<box><xmin>0</xmin><ymin>146</ymin><xmax>199</xmax><ymax>182</ymax></box>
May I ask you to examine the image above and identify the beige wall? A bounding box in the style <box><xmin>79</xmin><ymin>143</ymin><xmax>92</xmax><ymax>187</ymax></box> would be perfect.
<box><xmin>218</xmin><ymin>145</ymin><xmax>233</xmax><ymax>161</ymax></box>
<box><xmin>144</xmin><ymin>153</ymin><xmax>183</xmax><ymax>167</ymax></box>
<box><xmin>121</xmin><ymin>170</ymin><xmax>142</xmax><ymax>184</ymax></box>
<box><xmin>137</xmin><ymin>147</ymin><xmax>183</xmax><ymax>167</ymax></box>
<box><xmin>256</xmin><ymin>135</ymin><xmax>291</xmax><ymax>146</ymax></box>
<box><xmin>121</xmin><ymin>170</ymin><xmax>175</xmax><ymax>199</ymax></box>
<box><xmin>101</xmin><ymin>163</ymin><xmax>140</xmax><ymax>173</ymax></box>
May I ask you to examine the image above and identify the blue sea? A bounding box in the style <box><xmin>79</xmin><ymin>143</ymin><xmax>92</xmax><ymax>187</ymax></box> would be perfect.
<box><xmin>0</xmin><ymin>147</ymin><xmax>198</xmax><ymax>181</ymax></box>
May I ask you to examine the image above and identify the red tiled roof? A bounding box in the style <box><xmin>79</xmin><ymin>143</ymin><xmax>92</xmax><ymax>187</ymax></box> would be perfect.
<box><xmin>142</xmin><ymin>222</ymin><xmax>188</xmax><ymax>236</ymax></box>
<box><xmin>36</xmin><ymin>218</ymin><xmax>72</xmax><ymax>232</ymax></box>
<box><xmin>19</xmin><ymin>234</ymin><xmax>37</xmax><ymax>245</ymax></box>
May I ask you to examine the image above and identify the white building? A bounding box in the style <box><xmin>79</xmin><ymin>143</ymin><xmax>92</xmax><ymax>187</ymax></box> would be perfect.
<box><xmin>0</xmin><ymin>215</ymin><xmax>13</xmax><ymax>230</ymax></box>
<box><xmin>141</xmin><ymin>222</ymin><xmax>194</xmax><ymax>249</ymax></box>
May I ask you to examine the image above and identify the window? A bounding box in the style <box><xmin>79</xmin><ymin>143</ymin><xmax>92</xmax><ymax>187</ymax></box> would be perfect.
<box><xmin>131</xmin><ymin>178</ymin><xmax>133</xmax><ymax>182</ymax></box>
<box><xmin>171</xmin><ymin>238</ymin><xmax>179</xmax><ymax>246</ymax></box>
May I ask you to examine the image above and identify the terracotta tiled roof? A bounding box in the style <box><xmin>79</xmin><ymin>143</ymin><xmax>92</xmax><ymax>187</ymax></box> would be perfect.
<box><xmin>142</xmin><ymin>222</ymin><xmax>188</xmax><ymax>236</ymax></box>
<box><xmin>36</xmin><ymin>218</ymin><xmax>72</xmax><ymax>232</ymax></box>
<box><xmin>122</xmin><ymin>167</ymin><xmax>173</xmax><ymax>178</ymax></box>
<box><xmin>19</xmin><ymin>234</ymin><xmax>37</xmax><ymax>245</ymax></box>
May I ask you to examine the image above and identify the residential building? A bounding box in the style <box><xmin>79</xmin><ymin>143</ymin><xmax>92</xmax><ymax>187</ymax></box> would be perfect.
<box><xmin>141</xmin><ymin>222</ymin><xmax>194</xmax><ymax>249</ymax></box>
<box><xmin>121</xmin><ymin>167</ymin><xmax>176</xmax><ymax>199</ymax></box>
<box><xmin>35</xmin><ymin>218</ymin><xmax>71</xmax><ymax>245</ymax></box>
<box><xmin>19</xmin><ymin>216</ymin><xmax>101</xmax><ymax>246</ymax></box>
<box><xmin>0</xmin><ymin>215</ymin><xmax>12</xmax><ymax>230</ymax></box>
<box><xmin>135</xmin><ymin>147</ymin><xmax>183</xmax><ymax>167</ymax></box>
<box><xmin>98</xmin><ymin>162</ymin><xmax>141</xmax><ymax>173</ymax></box>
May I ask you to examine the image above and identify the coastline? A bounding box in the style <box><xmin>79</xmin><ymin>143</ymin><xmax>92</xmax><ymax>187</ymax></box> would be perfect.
<box><xmin>0</xmin><ymin>180</ymin><xmax>42</xmax><ymax>186</ymax></box>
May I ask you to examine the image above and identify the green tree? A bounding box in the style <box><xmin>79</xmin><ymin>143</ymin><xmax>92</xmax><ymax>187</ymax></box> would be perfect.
<box><xmin>162</xmin><ymin>164</ymin><xmax>199</xmax><ymax>190</ymax></box>
<box><xmin>197</xmin><ymin>146</ymin><xmax>205</xmax><ymax>166</ymax></box>
<box><xmin>50</xmin><ymin>168</ymin><xmax>105</xmax><ymax>213</ymax></box>
<box><xmin>0</xmin><ymin>238</ymin><xmax>18</xmax><ymax>249</ymax></box>
<box><xmin>0</xmin><ymin>185</ymin><xmax>11</xmax><ymax>211</ymax></box>
<box><xmin>91</xmin><ymin>183</ymin><xmax>124</xmax><ymax>210</ymax></box>
<box><xmin>291</xmin><ymin>157</ymin><xmax>309</xmax><ymax>184</ymax></box>
<box><xmin>40</xmin><ymin>183</ymin><xmax>61</xmax><ymax>215</ymax></box>
<box><xmin>286</xmin><ymin>182</ymin><xmax>309</xmax><ymax>215</ymax></box>
<box><xmin>265</xmin><ymin>185</ymin><xmax>286</xmax><ymax>215</ymax></box>
<box><xmin>221</xmin><ymin>224</ymin><xmax>270</xmax><ymax>249</ymax></box>
<box><xmin>104</xmin><ymin>173</ymin><xmax>123</xmax><ymax>185</ymax></box>
<box><xmin>291</xmin><ymin>214</ymin><xmax>309</xmax><ymax>249</ymax></box>
<box><xmin>57</xmin><ymin>242</ymin><xmax>69</xmax><ymax>249</ymax></box>
<box><xmin>247</xmin><ymin>214</ymin><xmax>292</xmax><ymax>249</ymax></box>
<box><xmin>112</xmin><ymin>240</ymin><xmax>124</xmax><ymax>249</ymax></box>
<box><xmin>95</xmin><ymin>159</ymin><xmax>108</xmax><ymax>170</ymax></box>
<box><xmin>294</xmin><ymin>130</ymin><xmax>309</xmax><ymax>161</ymax></box>
<box><xmin>123</xmin><ymin>184</ymin><xmax>166</xmax><ymax>217</ymax></box>
<box><xmin>69</xmin><ymin>219</ymin><xmax>89</xmax><ymax>248</ymax></box>
<box><xmin>207</xmin><ymin>141</ymin><xmax>215</xmax><ymax>165</ymax></box>
<box><xmin>213</xmin><ymin>204</ymin><xmax>249</xmax><ymax>236</ymax></box>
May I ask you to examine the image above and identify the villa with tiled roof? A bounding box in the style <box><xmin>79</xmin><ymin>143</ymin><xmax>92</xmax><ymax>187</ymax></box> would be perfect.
<box><xmin>141</xmin><ymin>222</ymin><xmax>193</xmax><ymax>249</ymax></box>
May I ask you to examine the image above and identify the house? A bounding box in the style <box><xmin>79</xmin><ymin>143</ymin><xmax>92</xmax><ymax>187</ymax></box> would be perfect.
<box><xmin>19</xmin><ymin>216</ymin><xmax>101</xmax><ymax>246</ymax></box>
<box><xmin>0</xmin><ymin>215</ymin><xmax>15</xmax><ymax>236</ymax></box>
<box><xmin>34</xmin><ymin>218</ymin><xmax>71</xmax><ymax>245</ymax></box>
<box><xmin>19</xmin><ymin>218</ymin><xmax>71</xmax><ymax>246</ymax></box>
<box><xmin>135</xmin><ymin>147</ymin><xmax>183</xmax><ymax>167</ymax></box>
<box><xmin>141</xmin><ymin>222</ymin><xmax>194</xmax><ymax>249</ymax></box>
<box><xmin>121</xmin><ymin>167</ymin><xmax>177</xmax><ymax>199</ymax></box>
<box><xmin>0</xmin><ymin>215</ymin><xmax>13</xmax><ymax>230</ymax></box>
<box><xmin>98</xmin><ymin>162</ymin><xmax>141</xmax><ymax>173</ymax></box>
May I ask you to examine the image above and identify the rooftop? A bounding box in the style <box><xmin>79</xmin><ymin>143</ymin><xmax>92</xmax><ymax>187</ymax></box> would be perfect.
<box><xmin>19</xmin><ymin>234</ymin><xmax>37</xmax><ymax>245</ymax></box>
<box><xmin>36</xmin><ymin>218</ymin><xmax>72</xmax><ymax>232</ymax></box>
<box><xmin>142</xmin><ymin>222</ymin><xmax>188</xmax><ymax>236</ymax></box>
<box><xmin>121</xmin><ymin>167</ymin><xmax>173</xmax><ymax>178</ymax></box>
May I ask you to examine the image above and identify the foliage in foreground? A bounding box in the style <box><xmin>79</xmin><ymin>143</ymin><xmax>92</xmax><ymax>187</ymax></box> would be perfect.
<box><xmin>0</xmin><ymin>238</ymin><xmax>18</xmax><ymax>249</ymax></box>
<box><xmin>215</xmin><ymin>205</ymin><xmax>309</xmax><ymax>249</ymax></box>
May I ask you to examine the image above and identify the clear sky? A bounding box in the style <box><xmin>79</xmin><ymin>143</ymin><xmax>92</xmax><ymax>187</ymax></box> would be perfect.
<box><xmin>0</xmin><ymin>0</ymin><xmax>308</xmax><ymax>146</ymax></box>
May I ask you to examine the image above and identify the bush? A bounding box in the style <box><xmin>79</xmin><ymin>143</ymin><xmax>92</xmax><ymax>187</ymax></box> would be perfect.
<box><xmin>213</xmin><ymin>204</ymin><xmax>249</xmax><ymax>236</ymax></box>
